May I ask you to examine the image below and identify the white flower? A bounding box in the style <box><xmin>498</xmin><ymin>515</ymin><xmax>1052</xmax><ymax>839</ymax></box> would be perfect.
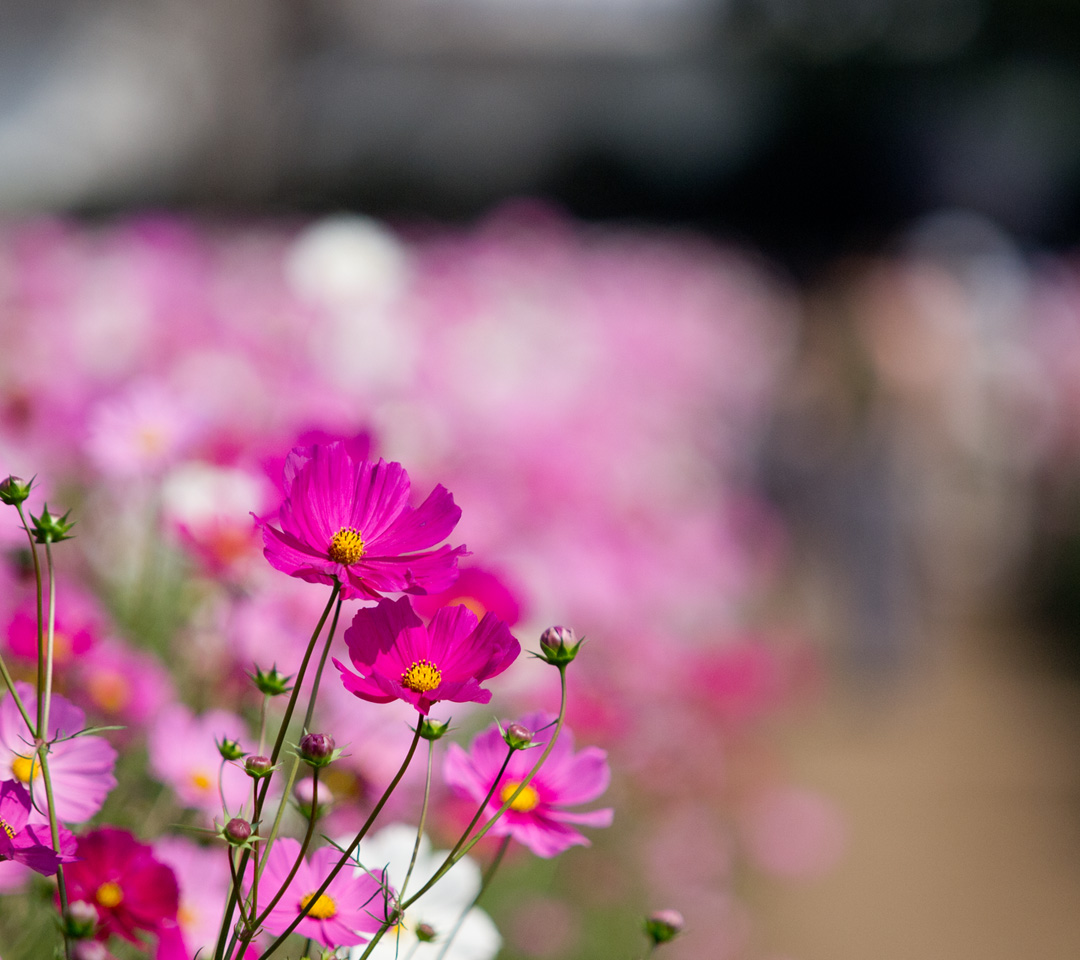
<box><xmin>348</xmin><ymin>823</ymin><xmax>501</xmax><ymax>960</ymax></box>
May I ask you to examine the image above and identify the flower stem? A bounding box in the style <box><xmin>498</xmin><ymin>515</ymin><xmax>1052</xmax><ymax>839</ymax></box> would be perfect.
<box><xmin>301</xmin><ymin>595</ymin><xmax>343</xmax><ymax>734</ymax></box>
<box><xmin>255</xmin><ymin>716</ymin><xmax>424</xmax><ymax>960</ymax></box>
<box><xmin>214</xmin><ymin>583</ymin><xmax>340</xmax><ymax>960</ymax></box>
<box><xmin>14</xmin><ymin>503</ymin><xmax>43</xmax><ymax>740</ymax></box>
<box><xmin>432</xmin><ymin>835</ymin><xmax>511</xmax><ymax>960</ymax></box>
<box><xmin>237</xmin><ymin>770</ymin><xmax>322</xmax><ymax>956</ymax></box>
<box><xmin>40</xmin><ymin>542</ymin><xmax>58</xmax><ymax>743</ymax></box>
<box><xmin>403</xmin><ymin>665</ymin><xmax>568</xmax><ymax>910</ymax></box>
<box><xmin>398</xmin><ymin>737</ymin><xmax>435</xmax><ymax>903</ymax></box>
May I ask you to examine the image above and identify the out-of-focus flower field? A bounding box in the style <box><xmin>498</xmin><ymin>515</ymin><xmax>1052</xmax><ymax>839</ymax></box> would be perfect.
<box><xmin>0</xmin><ymin>202</ymin><xmax>850</xmax><ymax>960</ymax></box>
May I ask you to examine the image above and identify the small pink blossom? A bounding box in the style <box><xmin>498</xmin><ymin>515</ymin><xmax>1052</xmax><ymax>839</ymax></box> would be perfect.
<box><xmin>334</xmin><ymin>596</ymin><xmax>520</xmax><ymax>715</ymax></box>
<box><xmin>259</xmin><ymin>441</ymin><xmax>466</xmax><ymax>600</ymax></box>
<box><xmin>84</xmin><ymin>382</ymin><xmax>199</xmax><ymax>479</ymax></box>
<box><xmin>147</xmin><ymin>704</ymin><xmax>249</xmax><ymax>817</ymax></box>
<box><xmin>443</xmin><ymin>711</ymin><xmax>613</xmax><ymax>858</ymax></box>
<box><xmin>256</xmin><ymin>837</ymin><xmax>386</xmax><ymax>948</ymax></box>
<box><xmin>0</xmin><ymin>683</ymin><xmax>116</xmax><ymax>823</ymax></box>
<box><xmin>0</xmin><ymin>779</ymin><xmax>77</xmax><ymax>876</ymax></box>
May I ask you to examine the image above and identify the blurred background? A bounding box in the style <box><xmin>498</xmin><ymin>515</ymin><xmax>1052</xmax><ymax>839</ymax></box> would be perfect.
<box><xmin>3</xmin><ymin>1</ymin><xmax>1080</xmax><ymax>959</ymax></box>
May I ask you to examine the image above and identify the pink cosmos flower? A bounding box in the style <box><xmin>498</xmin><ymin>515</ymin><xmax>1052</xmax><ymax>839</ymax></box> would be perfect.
<box><xmin>256</xmin><ymin>837</ymin><xmax>386</xmax><ymax>948</ymax></box>
<box><xmin>148</xmin><ymin>704</ymin><xmax>250</xmax><ymax>817</ymax></box>
<box><xmin>259</xmin><ymin>441</ymin><xmax>467</xmax><ymax>600</ymax></box>
<box><xmin>334</xmin><ymin>597</ymin><xmax>520</xmax><ymax>715</ymax></box>
<box><xmin>65</xmin><ymin>827</ymin><xmax>179</xmax><ymax>946</ymax></box>
<box><xmin>443</xmin><ymin>711</ymin><xmax>613</xmax><ymax>858</ymax></box>
<box><xmin>411</xmin><ymin>565</ymin><xmax>525</xmax><ymax>626</ymax></box>
<box><xmin>84</xmin><ymin>382</ymin><xmax>199</xmax><ymax>479</ymax></box>
<box><xmin>0</xmin><ymin>779</ymin><xmax>77</xmax><ymax>876</ymax></box>
<box><xmin>72</xmin><ymin>637</ymin><xmax>175</xmax><ymax>727</ymax></box>
<box><xmin>0</xmin><ymin>683</ymin><xmax>117</xmax><ymax>823</ymax></box>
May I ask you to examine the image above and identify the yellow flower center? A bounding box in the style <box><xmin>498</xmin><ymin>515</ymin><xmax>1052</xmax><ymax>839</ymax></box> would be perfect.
<box><xmin>0</xmin><ymin>818</ymin><xmax>14</xmax><ymax>840</ymax></box>
<box><xmin>499</xmin><ymin>780</ymin><xmax>540</xmax><ymax>812</ymax></box>
<box><xmin>11</xmin><ymin>755</ymin><xmax>40</xmax><ymax>783</ymax></box>
<box><xmin>190</xmin><ymin>770</ymin><xmax>213</xmax><ymax>792</ymax></box>
<box><xmin>88</xmin><ymin>671</ymin><xmax>131</xmax><ymax>713</ymax></box>
<box><xmin>401</xmin><ymin>659</ymin><xmax>441</xmax><ymax>693</ymax></box>
<box><xmin>300</xmin><ymin>891</ymin><xmax>337</xmax><ymax>920</ymax></box>
<box><xmin>96</xmin><ymin>881</ymin><xmax>124</xmax><ymax>908</ymax></box>
<box><xmin>328</xmin><ymin>527</ymin><xmax>365</xmax><ymax>565</ymax></box>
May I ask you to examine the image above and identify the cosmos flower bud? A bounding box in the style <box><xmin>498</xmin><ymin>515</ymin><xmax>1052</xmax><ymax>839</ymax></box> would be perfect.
<box><xmin>502</xmin><ymin>722</ymin><xmax>533</xmax><ymax>750</ymax></box>
<box><xmin>216</xmin><ymin>737</ymin><xmax>246</xmax><ymax>761</ymax></box>
<box><xmin>64</xmin><ymin>900</ymin><xmax>98</xmax><ymax>939</ymax></box>
<box><xmin>644</xmin><ymin>909</ymin><xmax>684</xmax><ymax>945</ymax></box>
<box><xmin>418</xmin><ymin>717</ymin><xmax>451</xmax><ymax>741</ymax></box>
<box><xmin>244</xmin><ymin>755</ymin><xmax>274</xmax><ymax>779</ymax></box>
<box><xmin>298</xmin><ymin>733</ymin><xmax>336</xmax><ymax>767</ymax></box>
<box><xmin>224</xmin><ymin>817</ymin><xmax>253</xmax><ymax>845</ymax></box>
<box><xmin>0</xmin><ymin>475</ymin><xmax>32</xmax><ymax>506</ymax></box>
<box><xmin>250</xmin><ymin>664</ymin><xmax>293</xmax><ymax>696</ymax></box>
<box><xmin>538</xmin><ymin>625</ymin><xmax>581</xmax><ymax>666</ymax></box>
<box><xmin>415</xmin><ymin>922</ymin><xmax>437</xmax><ymax>943</ymax></box>
<box><xmin>72</xmin><ymin>941</ymin><xmax>109</xmax><ymax>960</ymax></box>
<box><xmin>30</xmin><ymin>503</ymin><xmax>75</xmax><ymax>544</ymax></box>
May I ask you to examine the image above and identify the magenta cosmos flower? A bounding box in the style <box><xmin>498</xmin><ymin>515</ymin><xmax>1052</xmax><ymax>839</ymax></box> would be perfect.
<box><xmin>443</xmin><ymin>711</ymin><xmax>614</xmax><ymax>858</ymax></box>
<box><xmin>259</xmin><ymin>441</ymin><xmax>467</xmax><ymax>600</ymax></box>
<box><xmin>0</xmin><ymin>779</ymin><xmax>77</xmax><ymax>876</ymax></box>
<box><xmin>257</xmin><ymin>837</ymin><xmax>386</xmax><ymax>948</ymax></box>
<box><xmin>334</xmin><ymin>597</ymin><xmax>520</xmax><ymax>715</ymax></box>
<box><xmin>0</xmin><ymin>683</ymin><xmax>117</xmax><ymax>824</ymax></box>
<box><xmin>65</xmin><ymin>827</ymin><xmax>180</xmax><ymax>945</ymax></box>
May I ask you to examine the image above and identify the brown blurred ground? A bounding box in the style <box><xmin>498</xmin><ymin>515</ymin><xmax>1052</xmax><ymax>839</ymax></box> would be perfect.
<box><xmin>754</xmin><ymin>625</ymin><xmax>1080</xmax><ymax>960</ymax></box>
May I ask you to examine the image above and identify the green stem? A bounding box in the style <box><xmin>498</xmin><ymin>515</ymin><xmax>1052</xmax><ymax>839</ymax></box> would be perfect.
<box><xmin>301</xmin><ymin>595</ymin><xmax>343</xmax><ymax>734</ymax></box>
<box><xmin>37</xmin><ymin>750</ymin><xmax>71</xmax><ymax>960</ymax></box>
<box><xmin>256</xmin><ymin>716</ymin><xmax>424</xmax><ymax>960</ymax></box>
<box><xmin>14</xmin><ymin>503</ymin><xmax>42</xmax><ymax>739</ymax></box>
<box><xmin>399</xmin><ymin>739</ymin><xmax>435</xmax><ymax>902</ymax></box>
<box><xmin>433</xmin><ymin>836</ymin><xmax>511</xmax><ymax>960</ymax></box>
<box><xmin>403</xmin><ymin>666</ymin><xmax>569</xmax><ymax>910</ymax></box>
<box><xmin>238</xmin><ymin>770</ymin><xmax>322</xmax><ymax>955</ymax></box>
<box><xmin>0</xmin><ymin>651</ymin><xmax>33</xmax><ymax>733</ymax></box>
<box><xmin>215</xmin><ymin>583</ymin><xmax>340</xmax><ymax>960</ymax></box>
<box><xmin>257</xmin><ymin>755</ymin><xmax>301</xmax><ymax>877</ymax></box>
<box><xmin>40</xmin><ymin>542</ymin><xmax>57</xmax><ymax>742</ymax></box>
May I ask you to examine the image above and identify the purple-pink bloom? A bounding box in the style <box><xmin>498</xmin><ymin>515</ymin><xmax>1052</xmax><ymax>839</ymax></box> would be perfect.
<box><xmin>443</xmin><ymin>711</ymin><xmax>613</xmax><ymax>858</ymax></box>
<box><xmin>147</xmin><ymin>704</ymin><xmax>249</xmax><ymax>817</ymax></box>
<box><xmin>0</xmin><ymin>779</ymin><xmax>77</xmax><ymax>876</ymax></box>
<box><xmin>334</xmin><ymin>597</ymin><xmax>520</xmax><ymax>715</ymax></box>
<box><xmin>0</xmin><ymin>683</ymin><xmax>117</xmax><ymax>824</ymax></box>
<box><xmin>256</xmin><ymin>837</ymin><xmax>386</xmax><ymax>948</ymax></box>
<box><xmin>259</xmin><ymin>441</ymin><xmax>467</xmax><ymax>600</ymax></box>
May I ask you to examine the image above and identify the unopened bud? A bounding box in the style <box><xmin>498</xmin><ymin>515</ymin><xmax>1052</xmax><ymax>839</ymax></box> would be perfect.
<box><xmin>418</xmin><ymin>717</ymin><xmax>450</xmax><ymax>741</ymax></box>
<box><xmin>0</xmin><ymin>475</ymin><xmax>31</xmax><ymax>506</ymax></box>
<box><xmin>244</xmin><ymin>755</ymin><xmax>274</xmax><ymax>779</ymax></box>
<box><xmin>644</xmin><ymin>909</ymin><xmax>684</xmax><ymax>945</ymax></box>
<box><xmin>538</xmin><ymin>625</ymin><xmax>581</xmax><ymax>666</ymax></box>
<box><xmin>224</xmin><ymin>817</ymin><xmax>253</xmax><ymax>845</ymax></box>
<box><xmin>503</xmin><ymin>722</ymin><xmax>533</xmax><ymax>750</ymax></box>
<box><xmin>299</xmin><ymin>733</ymin><xmax>336</xmax><ymax>767</ymax></box>
<box><xmin>64</xmin><ymin>900</ymin><xmax>98</xmax><ymax>939</ymax></box>
<box><xmin>415</xmin><ymin>922</ymin><xmax>437</xmax><ymax>943</ymax></box>
<box><xmin>217</xmin><ymin>737</ymin><xmax>246</xmax><ymax>762</ymax></box>
<box><xmin>30</xmin><ymin>503</ymin><xmax>75</xmax><ymax>544</ymax></box>
<box><xmin>250</xmin><ymin>664</ymin><xmax>293</xmax><ymax>696</ymax></box>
